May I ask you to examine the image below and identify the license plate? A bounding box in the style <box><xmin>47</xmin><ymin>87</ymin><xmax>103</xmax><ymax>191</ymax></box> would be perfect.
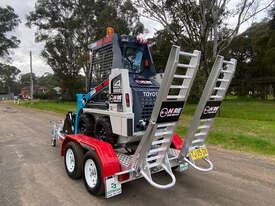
<box><xmin>105</xmin><ymin>176</ymin><xmax>122</xmax><ymax>198</ymax></box>
<box><xmin>179</xmin><ymin>162</ymin><xmax>188</xmax><ymax>172</ymax></box>
<box><xmin>189</xmin><ymin>147</ymin><xmax>208</xmax><ymax>161</ymax></box>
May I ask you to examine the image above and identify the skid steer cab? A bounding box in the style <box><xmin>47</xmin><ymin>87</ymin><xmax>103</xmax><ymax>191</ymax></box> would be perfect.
<box><xmin>50</xmin><ymin>27</ymin><xmax>237</xmax><ymax>198</ymax></box>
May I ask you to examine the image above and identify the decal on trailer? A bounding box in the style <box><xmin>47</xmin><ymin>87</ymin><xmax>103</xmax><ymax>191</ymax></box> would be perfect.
<box><xmin>200</xmin><ymin>100</ymin><xmax>222</xmax><ymax>119</ymax></box>
<box><xmin>110</xmin><ymin>93</ymin><xmax>122</xmax><ymax>103</ymax></box>
<box><xmin>156</xmin><ymin>101</ymin><xmax>185</xmax><ymax>123</ymax></box>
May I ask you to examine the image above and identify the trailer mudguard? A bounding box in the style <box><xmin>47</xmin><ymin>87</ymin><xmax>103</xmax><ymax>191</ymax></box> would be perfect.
<box><xmin>61</xmin><ymin>134</ymin><xmax>121</xmax><ymax>179</ymax></box>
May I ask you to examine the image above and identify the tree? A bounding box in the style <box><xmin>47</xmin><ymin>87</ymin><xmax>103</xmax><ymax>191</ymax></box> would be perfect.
<box><xmin>0</xmin><ymin>63</ymin><xmax>21</xmax><ymax>93</ymax></box>
<box><xmin>0</xmin><ymin>5</ymin><xmax>21</xmax><ymax>94</ymax></box>
<box><xmin>36</xmin><ymin>72</ymin><xmax>59</xmax><ymax>88</ymax></box>
<box><xmin>229</xmin><ymin>5</ymin><xmax>275</xmax><ymax>99</ymax></box>
<box><xmin>136</xmin><ymin>0</ymin><xmax>273</xmax><ymax>100</ymax></box>
<box><xmin>0</xmin><ymin>6</ymin><xmax>20</xmax><ymax>58</ymax></box>
<box><xmin>27</xmin><ymin>0</ymin><xmax>143</xmax><ymax>99</ymax></box>
<box><xmin>19</xmin><ymin>72</ymin><xmax>37</xmax><ymax>87</ymax></box>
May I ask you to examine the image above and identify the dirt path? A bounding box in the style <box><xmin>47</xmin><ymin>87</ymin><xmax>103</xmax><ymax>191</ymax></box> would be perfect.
<box><xmin>0</xmin><ymin>104</ymin><xmax>275</xmax><ymax>206</ymax></box>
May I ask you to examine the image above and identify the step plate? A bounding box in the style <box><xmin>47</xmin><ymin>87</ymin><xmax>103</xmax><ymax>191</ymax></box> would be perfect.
<box><xmin>117</xmin><ymin>148</ymin><xmax>180</xmax><ymax>170</ymax></box>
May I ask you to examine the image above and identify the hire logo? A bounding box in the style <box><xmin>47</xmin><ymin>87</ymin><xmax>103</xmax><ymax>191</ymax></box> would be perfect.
<box><xmin>160</xmin><ymin>107</ymin><xmax>182</xmax><ymax>118</ymax></box>
<box><xmin>203</xmin><ymin>105</ymin><xmax>219</xmax><ymax>115</ymax></box>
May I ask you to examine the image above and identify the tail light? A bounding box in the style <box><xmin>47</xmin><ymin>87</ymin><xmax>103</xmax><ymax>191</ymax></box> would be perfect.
<box><xmin>125</xmin><ymin>93</ymin><xmax>130</xmax><ymax>107</ymax></box>
<box><xmin>118</xmin><ymin>173</ymin><xmax>129</xmax><ymax>182</ymax></box>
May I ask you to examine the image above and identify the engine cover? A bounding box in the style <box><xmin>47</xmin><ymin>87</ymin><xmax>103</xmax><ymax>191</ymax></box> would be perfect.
<box><xmin>130</xmin><ymin>77</ymin><xmax>159</xmax><ymax>132</ymax></box>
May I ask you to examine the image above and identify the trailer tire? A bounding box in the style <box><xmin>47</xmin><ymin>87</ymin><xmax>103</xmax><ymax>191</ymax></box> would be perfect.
<box><xmin>83</xmin><ymin>151</ymin><xmax>105</xmax><ymax>196</ymax></box>
<box><xmin>78</xmin><ymin>113</ymin><xmax>95</xmax><ymax>137</ymax></box>
<box><xmin>64</xmin><ymin>141</ymin><xmax>84</xmax><ymax>179</ymax></box>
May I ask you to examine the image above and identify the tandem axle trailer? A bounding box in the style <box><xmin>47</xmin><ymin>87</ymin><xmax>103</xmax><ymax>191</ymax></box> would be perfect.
<box><xmin>51</xmin><ymin>30</ymin><xmax>236</xmax><ymax>198</ymax></box>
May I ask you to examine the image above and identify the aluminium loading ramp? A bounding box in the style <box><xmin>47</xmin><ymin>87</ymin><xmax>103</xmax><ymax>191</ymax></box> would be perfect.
<box><xmin>178</xmin><ymin>56</ymin><xmax>237</xmax><ymax>171</ymax></box>
<box><xmin>131</xmin><ymin>45</ymin><xmax>201</xmax><ymax>188</ymax></box>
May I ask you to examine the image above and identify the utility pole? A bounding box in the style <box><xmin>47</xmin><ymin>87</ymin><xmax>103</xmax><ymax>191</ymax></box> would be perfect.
<box><xmin>30</xmin><ymin>51</ymin><xmax>34</xmax><ymax>100</ymax></box>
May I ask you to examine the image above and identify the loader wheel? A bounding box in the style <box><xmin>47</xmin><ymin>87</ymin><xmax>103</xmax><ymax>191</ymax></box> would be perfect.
<box><xmin>78</xmin><ymin>113</ymin><xmax>95</xmax><ymax>137</ymax></box>
<box><xmin>95</xmin><ymin>117</ymin><xmax>117</xmax><ymax>144</ymax></box>
<box><xmin>83</xmin><ymin>151</ymin><xmax>104</xmax><ymax>196</ymax></box>
<box><xmin>64</xmin><ymin>141</ymin><xmax>84</xmax><ymax>179</ymax></box>
<box><xmin>63</xmin><ymin>112</ymin><xmax>75</xmax><ymax>134</ymax></box>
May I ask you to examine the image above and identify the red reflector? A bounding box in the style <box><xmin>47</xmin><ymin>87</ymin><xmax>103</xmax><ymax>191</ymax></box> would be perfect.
<box><xmin>118</xmin><ymin>173</ymin><xmax>129</xmax><ymax>182</ymax></box>
<box><xmin>125</xmin><ymin>93</ymin><xmax>130</xmax><ymax>107</ymax></box>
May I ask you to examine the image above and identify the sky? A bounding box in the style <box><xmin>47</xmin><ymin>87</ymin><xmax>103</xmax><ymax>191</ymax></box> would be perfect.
<box><xmin>0</xmin><ymin>0</ymin><xmax>272</xmax><ymax>76</ymax></box>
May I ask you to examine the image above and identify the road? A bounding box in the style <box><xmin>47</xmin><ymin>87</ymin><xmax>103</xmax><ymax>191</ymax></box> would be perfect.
<box><xmin>0</xmin><ymin>104</ymin><xmax>275</xmax><ymax>206</ymax></box>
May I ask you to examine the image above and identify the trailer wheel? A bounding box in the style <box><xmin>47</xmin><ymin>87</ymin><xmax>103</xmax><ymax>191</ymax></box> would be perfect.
<box><xmin>64</xmin><ymin>141</ymin><xmax>84</xmax><ymax>179</ymax></box>
<box><xmin>78</xmin><ymin>113</ymin><xmax>95</xmax><ymax>137</ymax></box>
<box><xmin>83</xmin><ymin>151</ymin><xmax>104</xmax><ymax>196</ymax></box>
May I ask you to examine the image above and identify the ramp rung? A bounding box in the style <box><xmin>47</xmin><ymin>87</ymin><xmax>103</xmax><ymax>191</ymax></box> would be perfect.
<box><xmin>214</xmin><ymin>87</ymin><xmax>226</xmax><ymax>91</ymax></box>
<box><xmin>192</xmin><ymin>139</ymin><xmax>204</xmax><ymax>144</ymax></box>
<box><xmin>146</xmin><ymin>155</ymin><xmax>161</xmax><ymax>162</ymax></box>
<box><xmin>157</xmin><ymin>122</ymin><xmax>176</xmax><ymax>128</ymax></box>
<box><xmin>217</xmin><ymin>78</ymin><xmax>229</xmax><ymax>82</ymax></box>
<box><xmin>174</xmin><ymin>74</ymin><xmax>192</xmax><ymax>79</ymax></box>
<box><xmin>155</xmin><ymin>131</ymin><xmax>173</xmax><ymax>137</ymax></box>
<box><xmin>223</xmin><ymin>60</ymin><xmax>234</xmax><ymax>65</ymax></box>
<box><xmin>210</xmin><ymin>95</ymin><xmax>223</xmax><ymax>99</ymax></box>
<box><xmin>221</xmin><ymin>69</ymin><xmax>233</xmax><ymax>74</ymax></box>
<box><xmin>152</xmin><ymin>139</ymin><xmax>170</xmax><ymax>145</ymax></box>
<box><xmin>167</xmin><ymin>95</ymin><xmax>185</xmax><ymax>99</ymax></box>
<box><xmin>148</xmin><ymin>162</ymin><xmax>160</xmax><ymax>168</ymax></box>
<box><xmin>177</xmin><ymin>63</ymin><xmax>194</xmax><ymax>68</ymax></box>
<box><xmin>198</xmin><ymin>125</ymin><xmax>210</xmax><ymax>130</ymax></box>
<box><xmin>179</xmin><ymin>51</ymin><xmax>197</xmax><ymax>57</ymax></box>
<box><xmin>148</xmin><ymin>147</ymin><xmax>166</xmax><ymax>155</ymax></box>
<box><xmin>201</xmin><ymin>118</ymin><xmax>213</xmax><ymax>122</ymax></box>
<box><xmin>194</xmin><ymin>132</ymin><xmax>207</xmax><ymax>137</ymax></box>
<box><xmin>170</xmin><ymin>85</ymin><xmax>188</xmax><ymax>89</ymax></box>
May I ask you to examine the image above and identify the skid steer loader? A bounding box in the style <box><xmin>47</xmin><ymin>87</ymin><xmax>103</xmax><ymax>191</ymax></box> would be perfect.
<box><xmin>51</xmin><ymin>28</ymin><xmax>237</xmax><ymax>198</ymax></box>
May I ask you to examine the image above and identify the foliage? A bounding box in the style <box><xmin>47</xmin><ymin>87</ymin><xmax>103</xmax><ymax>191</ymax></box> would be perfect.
<box><xmin>19</xmin><ymin>72</ymin><xmax>37</xmax><ymax>87</ymax></box>
<box><xmin>36</xmin><ymin>72</ymin><xmax>59</xmax><ymax>88</ymax></box>
<box><xmin>0</xmin><ymin>5</ymin><xmax>20</xmax><ymax>58</ymax></box>
<box><xmin>0</xmin><ymin>5</ymin><xmax>21</xmax><ymax>95</ymax></box>
<box><xmin>26</xmin><ymin>0</ymin><xmax>143</xmax><ymax>99</ymax></box>
<box><xmin>138</xmin><ymin>0</ymin><xmax>273</xmax><ymax>72</ymax></box>
<box><xmin>0</xmin><ymin>63</ymin><xmax>21</xmax><ymax>94</ymax></box>
<box><xmin>229</xmin><ymin>6</ymin><xmax>275</xmax><ymax>99</ymax></box>
<box><xmin>139</xmin><ymin>0</ymin><xmax>273</xmax><ymax>100</ymax></box>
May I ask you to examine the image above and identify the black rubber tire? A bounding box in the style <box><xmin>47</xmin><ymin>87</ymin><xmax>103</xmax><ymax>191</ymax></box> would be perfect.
<box><xmin>63</xmin><ymin>112</ymin><xmax>75</xmax><ymax>134</ymax></box>
<box><xmin>83</xmin><ymin>151</ymin><xmax>105</xmax><ymax>196</ymax></box>
<box><xmin>95</xmin><ymin>117</ymin><xmax>116</xmax><ymax>144</ymax></box>
<box><xmin>78</xmin><ymin>113</ymin><xmax>95</xmax><ymax>137</ymax></box>
<box><xmin>64</xmin><ymin>141</ymin><xmax>84</xmax><ymax>179</ymax></box>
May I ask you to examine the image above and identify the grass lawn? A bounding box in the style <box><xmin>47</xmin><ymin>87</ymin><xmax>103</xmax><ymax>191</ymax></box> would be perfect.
<box><xmin>16</xmin><ymin>100</ymin><xmax>76</xmax><ymax>114</ymax></box>
<box><xmin>16</xmin><ymin>99</ymin><xmax>275</xmax><ymax>156</ymax></box>
<box><xmin>177</xmin><ymin>100</ymin><xmax>275</xmax><ymax>156</ymax></box>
